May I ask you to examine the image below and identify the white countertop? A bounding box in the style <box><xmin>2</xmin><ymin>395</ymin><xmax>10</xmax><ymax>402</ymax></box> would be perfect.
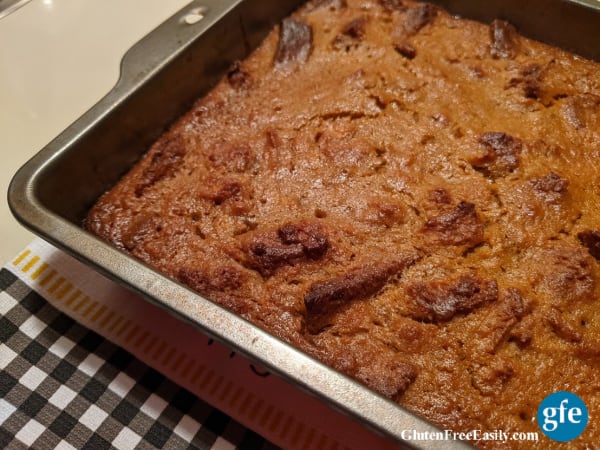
<box><xmin>0</xmin><ymin>0</ymin><xmax>191</xmax><ymax>264</ymax></box>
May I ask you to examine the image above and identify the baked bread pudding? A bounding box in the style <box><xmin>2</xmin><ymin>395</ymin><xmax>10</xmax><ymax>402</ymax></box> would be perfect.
<box><xmin>86</xmin><ymin>0</ymin><xmax>600</xmax><ymax>447</ymax></box>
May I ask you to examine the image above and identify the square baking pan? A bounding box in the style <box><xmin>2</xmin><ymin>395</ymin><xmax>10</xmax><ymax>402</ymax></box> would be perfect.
<box><xmin>8</xmin><ymin>0</ymin><xmax>600</xmax><ymax>448</ymax></box>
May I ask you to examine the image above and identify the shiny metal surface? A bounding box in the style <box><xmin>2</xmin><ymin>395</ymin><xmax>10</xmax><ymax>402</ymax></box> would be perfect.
<box><xmin>0</xmin><ymin>0</ymin><xmax>32</xmax><ymax>19</ymax></box>
<box><xmin>9</xmin><ymin>0</ymin><xmax>600</xmax><ymax>448</ymax></box>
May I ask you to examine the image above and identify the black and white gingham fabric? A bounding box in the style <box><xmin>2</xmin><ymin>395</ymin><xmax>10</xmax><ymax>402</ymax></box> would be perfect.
<box><xmin>0</xmin><ymin>268</ymin><xmax>278</xmax><ymax>449</ymax></box>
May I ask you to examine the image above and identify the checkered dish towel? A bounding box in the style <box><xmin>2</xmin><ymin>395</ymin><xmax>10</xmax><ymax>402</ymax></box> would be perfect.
<box><xmin>1</xmin><ymin>238</ymin><xmax>399</xmax><ymax>450</ymax></box>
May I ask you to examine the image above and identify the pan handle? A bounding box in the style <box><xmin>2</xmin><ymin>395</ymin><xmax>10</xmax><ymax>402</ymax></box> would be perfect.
<box><xmin>8</xmin><ymin>0</ymin><xmax>246</xmax><ymax>232</ymax></box>
<box><xmin>114</xmin><ymin>0</ymin><xmax>243</xmax><ymax>100</ymax></box>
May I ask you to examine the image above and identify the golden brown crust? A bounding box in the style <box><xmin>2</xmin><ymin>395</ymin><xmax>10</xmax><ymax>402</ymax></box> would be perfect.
<box><xmin>86</xmin><ymin>1</ymin><xmax>600</xmax><ymax>447</ymax></box>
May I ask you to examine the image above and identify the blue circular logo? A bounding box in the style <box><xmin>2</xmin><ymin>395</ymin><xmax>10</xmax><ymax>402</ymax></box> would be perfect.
<box><xmin>537</xmin><ymin>391</ymin><xmax>588</xmax><ymax>442</ymax></box>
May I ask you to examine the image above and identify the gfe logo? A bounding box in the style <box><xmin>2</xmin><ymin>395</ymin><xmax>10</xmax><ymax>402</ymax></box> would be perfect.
<box><xmin>537</xmin><ymin>391</ymin><xmax>589</xmax><ymax>442</ymax></box>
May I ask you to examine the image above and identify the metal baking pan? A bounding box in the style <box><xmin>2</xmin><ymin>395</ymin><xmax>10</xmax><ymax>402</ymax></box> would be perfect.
<box><xmin>8</xmin><ymin>0</ymin><xmax>600</xmax><ymax>448</ymax></box>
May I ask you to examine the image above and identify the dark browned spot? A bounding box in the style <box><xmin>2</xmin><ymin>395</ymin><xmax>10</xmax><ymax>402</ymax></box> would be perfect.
<box><xmin>343</xmin><ymin>16</ymin><xmax>367</xmax><ymax>39</ymax></box>
<box><xmin>198</xmin><ymin>180</ymin><xmax>242</xmax><ymax>205</ymax></box>
<box><xmin>578</xmin><ymin>230</ymin><xmax>600</xmax><ymax>260</ymax></box>
<box><xmin>489</xmin><ymin>19</ymin><xmax>519</xmax><ymax>59</ymax></box>
<box><xmin>356</xmin><ymin>358</ymin><xmax>417</xmax><ymax>400</ymax></box>
<box><xmin>561</xmin><ymin>93</ymin><xmax>600</xmax><ymax>130</ymax></box>
<box><xmin>135</xmin><ymin>135</ymin><xmax>186</xmax><ymax>196</ymax></box>
<box><xmin>546</xmin><ymin>308</ymin><xmax>582</xmax><ymax>343</ymax></box>
<box><xmin>530</xmin><ymin>244</ymin><xmax>596</xmax><ymax>303</ymax></box>
<box><xmin>475</xmin><ymin>288</ymin><xmax>531</xmax><ymax>353</ymax></box>
<box><xmin>508</xmin><ymin>63</ymin><xmax>546</xmax><ymax>100</ymax></box>
<box><xmin>394</xmin><ymin>41</ymin><xmax>416</xmax><ymax>59</ymax></box>
<box><xmin>469</xmin><ymin>131</ymin><xmax>522</xmax><ymax>177</ymax></box>
<box><xmin>178</xmin><ymin>265</ymin><xmax>245</xmax><ymax>296</ymax></box>
<box><xmin>422</xmin><ymin>201</ymin><xmax>484</xmax><ymax>247</ymax></box>
<box><xmin>333</xmin><ymin>16</ymin><xmax>368</xmax><ymax>51</ymax></box>
<box><xmin>207</xmin><ymin>142</ymin><xmax>253</xmax><ymax>173</ymax></box>
<box><xmin>305</xmin><ymin>255</ymin><xmax>419</xmax><ymax>333</ymax></box>
<box><xmin>310</xmin><ymin>0</ymin><xmax>347</xmax><ymax>11</ymax></box>
<box><xmin>403</xmin><ymin>3</ymin><xmax>438</xmax><ymax>35</ymax></box>
<box><xmin>227</xmin><ymin>61</ymin><xmax>252</xmax><ymax>90</ymax></box>
<box><xmin>278</xmin><ymin>222</ymin><xmax>329</xmax><ymax>259</ymax></box>
<box><xmin>407</xmin><ymin>275</ymin><xmax>498</xmax><ymax>322</ymax></box>
<box><xmin>530</xmin><ymin>173</ymin><xmax>568</xmax><ymax>203</ymax></box>
<box><xmin>121</xmin><ymin>212</ymin><xmax>162</xmax><ymax>252</ymax></box>
<box><xmin>241</xmin><ymin>221</ymin><xmax>329</xmax><ymax>276</ymax></box>
<box><xmin>379</xmin><ymin>0</ymin><xmax>405</xmax><ymax>12</ymax></box>
<box><xmin>275</xmin><ymin>18</ymin><xmax>313</xmax><ymax>66</ymax></box>
<box><xmin>427</xmin><ymin>188</ymin><xmax>453</xmax><ymax>206</ymax></box>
